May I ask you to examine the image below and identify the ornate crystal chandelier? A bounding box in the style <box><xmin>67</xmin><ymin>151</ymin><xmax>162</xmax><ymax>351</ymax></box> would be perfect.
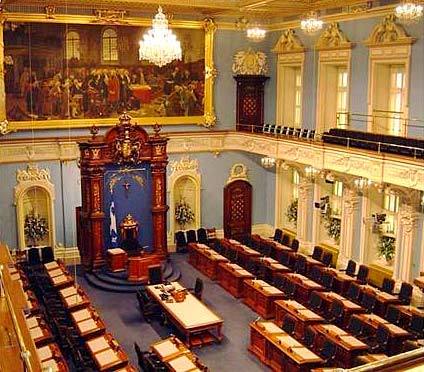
<box><xmin>246</xmin><ymin>25</ymin><xmax>267</xmax><ymax>42</ymax></box>
<box><xmin>300</xmin><ymin>11</ymin><xmax>324</xmax><ymax>34</ymax></box>
<box><xmin>139</xmin><ymin>6</ymin><xmax>182</xmax><ymax>67</ymax></box>
<box><xmin>395</xmin><ymin>1</ymin><xmax>423</xmax><ymax>23</ymax></box>
<box><xmin>261</xmin><ymin>156</ymin><xmax>276</xmax><ymax>169</ymax></box>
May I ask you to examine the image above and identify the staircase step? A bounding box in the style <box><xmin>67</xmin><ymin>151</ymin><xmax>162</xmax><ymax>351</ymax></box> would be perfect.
<box><xmin>84</xmin><ymin>272</ymin><xmax>143</xmax><ymax>293</ymax></box>
<box><xmin>95</xmin><ymin>269</ymin><xmax>144</xmax><ymax>286</ymax></box>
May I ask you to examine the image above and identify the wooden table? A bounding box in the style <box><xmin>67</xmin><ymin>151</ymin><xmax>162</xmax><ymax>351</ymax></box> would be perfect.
<box><xmin>313</xmin><ymin>323</ymin><xmax>368</xmax><ymax>368</ymax></box>
<box><xmin>86</xmin><ymin>333</ymin><xmax>129</xmax><ymax>371</ymax></box>
<box><xmin>283</xmin><ymin>273</ymin><xmax>326</xmax><ymax>306</ymax></box>
<box><xmin>275</xmin><ymin>300</ymin><xmax>324</xmax><ymax>340</ymax></box>
<box><xmin>146</xmin><ymin>282</ymin><xmax>223</xmax><ymax>347</ymax></box>
<box><xmin>243</xmin><ymin>279</ymin><xmax>285</xmax><ymax>319</ymax></box>
<box><xmin>217</xmin><ymin>262</ymin><xmax>254</xmax><ymax>298</ymax></box>
<box><xmin>188</xmin><ymin>243</ymin><xmax>229</xmax><ymax>280</ymax></box>
<box><xmin>249</xmin><ymin>320</ymin><xmax>324</xmax><ymax>372</ymax></box>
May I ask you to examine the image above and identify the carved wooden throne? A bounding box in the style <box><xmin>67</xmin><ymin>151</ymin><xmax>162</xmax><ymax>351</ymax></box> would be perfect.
<box><xmin>77</xmin><ymin>113</ymin><xmax>168</xmax><ymax>272</ymax></box>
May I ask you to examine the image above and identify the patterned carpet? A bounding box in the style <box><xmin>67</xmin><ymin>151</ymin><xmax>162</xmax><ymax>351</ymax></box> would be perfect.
<box><xmin>75</xmin><ymin>253</ymin><xmax>268</xmax><ymax>371</ymax></box>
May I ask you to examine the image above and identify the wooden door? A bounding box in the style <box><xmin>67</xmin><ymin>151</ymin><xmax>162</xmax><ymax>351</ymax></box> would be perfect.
<box><xmin>224</xmin><ymin>180</ymin><xmax>252</xmax><ymax>240</ymax></box>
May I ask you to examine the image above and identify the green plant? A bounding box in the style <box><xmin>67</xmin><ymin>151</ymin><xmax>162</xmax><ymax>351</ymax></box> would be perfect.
<box><xmin>175</xmin><ymin>199</ymin><xmax>195</xmax><ymax>227</ymax></box>
<box><xmin>286</xmin><ymin>199</ymin><xmax>298</xmax><ymax>226</ymax></box>
<box><xmin>324</xmin><ymin>217</ymin><xmax>341</xmax><ymax>243</ymax></box>
<box><xmin>24</xmin><ymin>212</ymin><xmax>49</xmax><ymax>246</ymax></box>
<box><xmin>378</xmin><ymin>235</ymin><xmax>396</xmax><ymax>262</ymax></box>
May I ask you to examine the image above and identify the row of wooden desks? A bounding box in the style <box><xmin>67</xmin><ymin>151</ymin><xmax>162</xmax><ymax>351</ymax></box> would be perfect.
<box><xmin>274</xmin><ymin>300</ymin><xmax>324</xmax><ymax>340</ymax></box>
<box><xmin>359</xmin><ymin>284</ymin><xmax>401</xmax><ymax>317</ymax></box>
<box><xmin>249</xmin><ymin>320</ymin><xmax>324</xmax><ymax>372</ymax></box>
<box><xmin>146</xmin><ymin>282</ymin><xmax>224</xmax><ymax>348</ymax></box>
<box><xmin>45</xmin><ymin>261</ymin><xmax>75</xmax><ymax>288</ymax></box>
<box><xmin>71</xmin><ymin>306</ymin><xmax>107</xmax><ymax>340</ymax></box>
<box><xmin>86</xmin><ymin>333</ymin><xmax>129</xmax><ymax>371</ymax></box>
<box><xmin>217</xmin><ymin>262</ymin><xmax>254</xmax><ymax>297</ymax></box>
<box><xmin>151</xmin><ymin>336</ymin><xmax>207</xmax><ymax>371</ymax></box>
<box><xmin>284</xmin><ymin>273</ymin><xmax>325</xmax><ymax>305</ymax></box>
<box><xmin>188</xmin><ymin>243</ymin><xmax>229</xmax><ymax>280</ymax></box>
<box><xmin>243</xmin><ymin>279</ymin><xmax>285</xmax><ymax>319</ymax></box>
<box><xmin>25</xmin><ymin>314</ymin><xmax>54</xmax><ymax>347</ymax></box>
<box><xmin>37</xmin><ymin>343</ymin><xmax>69</xmax><ymax>372</ymax></box>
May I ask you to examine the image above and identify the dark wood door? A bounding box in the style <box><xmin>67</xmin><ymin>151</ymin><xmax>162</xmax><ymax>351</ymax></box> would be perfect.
<box><xmin>224</xmin><ymin>180</ymin><xmax>252</xmax><ymax>240</ymax></box>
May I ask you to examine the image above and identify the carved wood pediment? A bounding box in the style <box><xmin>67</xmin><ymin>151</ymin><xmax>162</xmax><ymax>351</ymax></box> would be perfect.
<box><xmin>272</xmin><ymin>29</ymin><xmax>305</xmax><ymax>54</ymax></box>
<box><xmin>315</xmin><ymin>22</ymin><xmax>352</xmax><ymax>50</ymax></box>
<box><xmin>365</xmin><ymin>14</ymin><xmax>415</xmax><ymax>47</ymax></box>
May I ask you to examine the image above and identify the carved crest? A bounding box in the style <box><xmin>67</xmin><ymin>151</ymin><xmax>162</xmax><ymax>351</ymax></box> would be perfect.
<box><xmin>113</xmin><ymin>113</ymin><xmax>142</xmax><ymax>165</ymax></box>
<box><xmin>16</xmin><ymin>164</ymin><xmax>51</xmax><ymax>183</ymax></box>
<box><xmin>227</xmin><ymin>163</ymin><xmax>248</xmax><ymax>184</ymax></box>
<box><xmin>170</xmin><ymin>156</ymin><xmax>199</xmax><ymax>174</ymax></box>
<box><xmin>272</xmin><ymin>29</ymin><xmax>305</xmax><ymax>54</ymax></box>
<box><xmin>316</xmin><ymin>23</ymin><xmax>351</xmax><ymax>50</ymax></box>
<box><xmin>232</xmin><ymin>48</ymin><xmax>268</xmax><ymax>75</ymax></box>
<box><xmin>92</xmin><ymin>9</ymin><xmax>128</xmax><ymax>24</ymax></box>
<box><xmin>365</xmin><ymin>15</ymin><xmax>415</xmax><ymax>46</ymax></box>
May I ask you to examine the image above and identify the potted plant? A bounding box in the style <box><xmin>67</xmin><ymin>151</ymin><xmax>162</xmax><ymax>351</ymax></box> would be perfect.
<box><xmin>324</xmin><ymin>216</ymin><xmax>341</xmax><ymax>244</ymax></box>
<box><xmin>286</xmin><ymin>199</ymin><xmax>298</xmax><ymax>226</ymax></box>
<box><xmin>24</xmin><ymin>212</ymin><xmax>49</xmax><ymax>247</ymax></box>
<box><xmin>175</xmin><ymin>199</ymin><xmax>195</xmax><ymax>229</ymax></box>
<box><xmin>377</xmin><ymin>235</ymin><xmax>395</xmax><ymax>265</ymax></box>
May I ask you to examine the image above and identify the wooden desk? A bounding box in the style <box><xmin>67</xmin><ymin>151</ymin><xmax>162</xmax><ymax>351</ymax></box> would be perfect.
<box><xmin>37</xmin><ymin>343</ymin><xmax>69</xmax><ymax>372</ymax></box>
<box><xmin>236</xmin><ymin>244</ymin><xmax>262</xmax><ymax>268</ymax></box>
<box><xmin>62</xmin><ymin>291</ymin><xmax>90</xmax><ymax>311</ymax></box>
<box><xmin>258</xmin><ymin>257</ymin><xmax>291</xmax><ymax>283</ymax></box>
<box><xmin>275</xmin><ymin>300</ymin><xmax>324</xmax><ymax>340</ymax></box>
<box><xmin>396</xmin><ymin>305</ymin><xmax>424</xmax><ymax>329</ymax></box>
<box><xmin>380</xmin><ymin>323</ymin><xmax>411</xmax><ymax>356</ymax></box>
<box><xmin>49</xmin><ymin>273</ymin><xmax>75</xmax><ymax>289</ymax></box>
<box><xmin>167</xmin><ymin>354</ymin><xmax>200</xmax><ymax>372</ymax></box>
<box><xmin>243</xmin><ymin>279</ymin><xmax>285</xmax><ymax>319</ymax></box>
<box><xmin>107</xmin><ymin>248</ymin><xmax>128</xmax><ymax>272</ymax></box>
<box><xmin>86</xmin><ymin>333</ymin><xmax>129</xmax><ymax>371</ymax></box>
<box><xmin>283</xmin><ymin>273</ymin><xmax>326</xmax><ymax>306</ymax></box>
<box><xmin>44</xmin><ymin>261</ymin><xmax>60</xmax><ymax>271</ymax></box>
<box><xmin>249</xmin><ymin>320</ymin><xmax>324</xmax><ymax>372</ymax></box>
<box><xmin>326</xmin><ymin>268</ymin><xmax>356</xmax><ymax>295</ymax></box>
<box><xmin>313</xmin><ymin>323</ymin><xmax>368</xmax><ymax>368</ymax></box>
<box><xmin>40</xmin><ymin>358</ymin><xmax>69</xmax><ymax>372</ymax></box>
<box><xmin>360</xmin><ymin>284</ymin><xmax>401</xmax><ymax>317</ymax></box>
<box><xmin>71</xmin><ymin>307</ymin><xmax>106</xmax><ymax>340</ymax></box>
<box><xmin>217</xmin><ymin>262</ymin><xmax>254</xmax><ymax>298</ymax></box>
<box><xmin>30</xmin><ymin>325</ymin><xmax>54</xmax><ymax>347</ymax></box>
<box><xmin>146</xmin><ymin>282</ymin><xmax>223</xmax><ymax>347</ymax></box>
<box><xmin>188</xmin><ymin>243</ymin><xmax>229</xmax><ymax>280</ymax></box>
<box><xmin>355</xmin><ymin>313</ymin><xmax>390</xmax><ymax>331</ymax></box>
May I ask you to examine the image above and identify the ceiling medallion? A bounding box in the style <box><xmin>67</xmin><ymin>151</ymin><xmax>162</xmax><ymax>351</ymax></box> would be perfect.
<box><xmin>395</xmin><ymin>1</ymin><xmax>423</xmax><ymax>23</ymax></box>
<box><xmin>300</xmin><ymin>11</ymin><xmax>324</xmax><ymax>34</ymax></box>
<box><xmin>139</xmin><ymin>6</ymin><xmax>182</xmax><ymax>67</ymax></box>
<box><xmin>246</xmin><ymin>24</ymin><xmax>267</xmax><ymax>42</ymax></box>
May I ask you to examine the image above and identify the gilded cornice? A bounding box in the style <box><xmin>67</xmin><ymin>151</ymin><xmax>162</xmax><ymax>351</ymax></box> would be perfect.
<box><xmin>1</xmin><ymin>132</ymin><xmax>423</xmax><ymax>192</ymax></box>
<box><xmin>315</xmin><ymin>22</ymin><xmax>352</xmax><ymax>51</ymax></box>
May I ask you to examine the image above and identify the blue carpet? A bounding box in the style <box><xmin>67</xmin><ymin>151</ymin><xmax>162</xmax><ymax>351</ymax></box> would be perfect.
<box><xmin>75</xmin><ymin>253</ymin><xmax>268</xmax><ymax>371</ymax></box>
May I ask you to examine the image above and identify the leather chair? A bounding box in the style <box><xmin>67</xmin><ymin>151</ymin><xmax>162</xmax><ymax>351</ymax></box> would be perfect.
<box><xmin>340</xmin><ymin>259</ymin><xmax>356</xmax><ymax>277</ymax></box>
<box><xmin>272</xmin><ymin>228</ymin><xmax>283</xmax><ymax>242</ymax></box>
<box><xmin>321</xmin><ymin>272</ymin><xmax>334</xmax><ymax>291</ymax></box>
<box><xmin>398</xmin><ymin>282</ymin><xmax>413</xmax><ymax>305</ymax></box>
<box><xmin>303</xmin><ymin>326</ymin><xmax>317</xmax><ymax>350</ymax></box>
<box><xmin>186</xmin><ymin>230</ymin><xmax>197</xmax><ymax>244</ymax></box>
<box><xmin>308</xmin><ymin>265</ymin><xmax>323</xmax><ymax>283</ymax></box>
<box><xmin>369</xmin><ymin>326</ymin><xmax>390</xmax><ymax>354</ymax></box>
<box><xmin>41</xmin><ymin>246</ymin><xmax>54</xmax><ymax>264</ymax></box>
<box><xmin>311</xmin><ymin>246</ymin><xmax>323</xmax><ymax>261</ymax></box>
<box><xmin>309</xmin><ymin>291</ymin><xmax>324</xmax><ymax>315</ymax></box>
<box><xmin>346</xmin><ymin>282</ymin><xmax>362</xmax><ymax>304</ymax></box>
<box><xmin>320</xmin><ymin>340</ymin><xmax>337</xmax><ymax>366</ymax></box>
<box><xmin>356</xmin><ymin>265</ymin><xmax>369</xmax><ymax>285</ymax></box>
<box><xmin>361</xmin><ymin>292</ymin><xmax>377</xmax><ymax>314</ymax></box>
<box><xmin>328</xmin><ymin>300</ymin><xmax>344</xmax><ymax>326</ymax></box>
<box><xmin>278</xmin><ymin>250</ymin><xmax>290</xmax><ymax>267</ymax></box>
<box><xmin>27</xmin><ymin>247</ymin><xmax>41</xmax><ymax>267</ymax></box>
<box><xmin>408</xmin><ymin>314</ymin><xmax>424</xmax><ymax>339</ymax></box>
<box><xmin>175</xmin><ymin>231</ymin><xmax>187</xmax><ymax>253</ymax></box>
<box><xmin>381</xmin><ymin>278</ymin><xmax>395</xmax><ymax>294</ymax></box>
<box><xmin>321</xmin><ymin>252</ymin><xmax>333</xmax><ymax>267</ymax></box>
<box><xmin>148</xmin><ymin>265</ymin><xmax>162</xmax><ymax>285</ymax></box>
<box><xmin>282</xmin><ymin>314</ymin><xmax>296</xmax><ymax>336</ymax></box>
<box><xmin>197</xmin><ymin>228</ymin><xmax>208</xmax><ymax>244</ymax></box>
<box><xmin>189</xmin><ymin>278</ymin><xmax>204</xmax><ymax>300</ymax></box>
<box><xmin>291</xmin><ymin>239</ymin><xmax>299</xmax><ymax>252</ymax></box>
<box><xmin>385</xmin><ymin>304</ymin><xmax>400</xmax><ymax>325</ymax></box>
<box><xmin>280</xmin><ymin>234</ymin><xmax>290</xmax><ymax>246</ymax></box>
<box><xmin>136</xmin><ymin>291</ymin><xmax>163</xmax><ymax>323</ymax></box>
<box><xmin>283</xmin><ymin>280</ymin><xmax>296</xmax><ymax>299</ymax></box>
<box><xmin>295</xmin><ymin>255</ymin><xmax>307</xmax><ymax>276</ymax></box>
<box><xmin>347</xmin><ymin>316</ymin><xmax>366</xmax><ymax>340</ymax></box>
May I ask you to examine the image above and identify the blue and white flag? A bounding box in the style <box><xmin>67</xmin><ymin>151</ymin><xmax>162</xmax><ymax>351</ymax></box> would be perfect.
<box><xmin>109</xmin><ymin>201</ymin><xmax>118</xmax><ymax>247</ymax></box>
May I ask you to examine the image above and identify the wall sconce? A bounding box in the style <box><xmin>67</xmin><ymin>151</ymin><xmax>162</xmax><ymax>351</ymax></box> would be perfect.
<box><xmin>261</xmin><ymin>156</ymin><xmax>276</xmax><ymax>169</ymax></box>
<box><xmin>305</xmin><ymin>165</ymin><xmax>320</xmax><ymax>180</ymax></box>
<box><xmin>354</xmin><ymin>177</ymin><xmax>372</xmax><ymax>191</ymax></box>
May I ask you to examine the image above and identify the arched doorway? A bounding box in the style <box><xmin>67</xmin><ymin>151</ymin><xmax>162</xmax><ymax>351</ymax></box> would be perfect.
<box><xmin>223</xmin><ymin>180</ymin><xmax>252</xmax><ymax>240</ymax></box>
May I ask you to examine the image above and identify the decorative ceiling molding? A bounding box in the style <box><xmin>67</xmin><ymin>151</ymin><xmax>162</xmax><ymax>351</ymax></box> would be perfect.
<box><xmin>365</xmin><ymin>14</ymin><xmax>416</xmax><ymax>47</ymax></box>
<box><xmin>315</xmin><ymin>22</ymin><xmax>352</xmax><ymax>50</ymax></box>
<box><xmin>272</xmin><ymin>29</ymin><xmax>305</xmax><ymax>54</ymax></box>
<box><xmin>170</xmin><ymin>155</ymin><xmax>199</xmax><ymax>174</ymax></box>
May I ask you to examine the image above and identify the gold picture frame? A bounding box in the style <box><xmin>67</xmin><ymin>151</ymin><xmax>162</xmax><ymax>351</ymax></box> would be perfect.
<box><xmin>0</xmin><ymin>10</ymin><xmax>217</xmax><ymax>131</ymax></box>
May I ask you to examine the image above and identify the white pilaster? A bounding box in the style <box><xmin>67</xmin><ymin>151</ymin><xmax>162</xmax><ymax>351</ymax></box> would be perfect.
<box><xmin>339</xmin><ymin>188</ymin><xmax>360</xmax><ymax>267</ymax></box>
<box><xmin>274</xmin><ymin>161</ymin><xmax>285</xmax><ymax>228</ymax></box>
<box><xmin>297</xmin><ymin>178</ymin><xmax>315</xmax><ymax>254</ymax></box>
<box><xmin>393</xmin><ymin>204</ymin><xmax>421</xmax><ymax>282</ymax></box>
